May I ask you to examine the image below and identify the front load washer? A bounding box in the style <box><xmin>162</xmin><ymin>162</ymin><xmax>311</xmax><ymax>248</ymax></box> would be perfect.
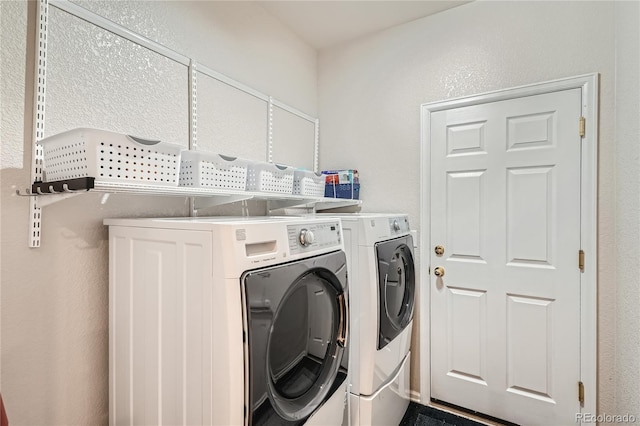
<box><xmin>106</xmin><ymin>216</ymin><xmax>349</xmax><ymax>426</ymax></box>
<box><xmin>319</xmin><ymin>213</ymin><xmax>415</xmax><ymax>426</ymax></box>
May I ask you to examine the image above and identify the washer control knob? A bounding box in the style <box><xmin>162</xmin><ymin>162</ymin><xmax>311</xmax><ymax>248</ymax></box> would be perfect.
<box><xmin>299</xmin><ymin>229</ymin><xmax>315</xmax><ymax>247</ymax></box>
<box><xmin>393</xmin><ymin>220</ymin><xmax>400</xmax><ymax>232</ymax></box>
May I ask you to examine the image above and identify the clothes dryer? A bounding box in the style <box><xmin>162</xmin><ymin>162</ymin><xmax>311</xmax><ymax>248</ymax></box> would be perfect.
<box><xmin>319</xmin><ymin>213</ymin><xmax>415</xmax><ymax>426</ymax></box>
<box><xmin>106</xmin><ymin>216</ymin><xmax>349</xmax><ymax>426</ymax></box>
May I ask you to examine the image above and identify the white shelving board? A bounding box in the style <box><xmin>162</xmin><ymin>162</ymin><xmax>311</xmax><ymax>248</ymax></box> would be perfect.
<box><xmin>23</xmin><ymin>179</ymin><xmax>361</xmax><ymax>211</ymax></box>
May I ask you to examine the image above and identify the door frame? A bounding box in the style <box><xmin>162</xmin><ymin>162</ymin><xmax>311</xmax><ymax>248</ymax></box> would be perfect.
<box><xmin>419</xmin><ymin>74</ymin><xmax>598</xmax><ymax>420</ymax></box>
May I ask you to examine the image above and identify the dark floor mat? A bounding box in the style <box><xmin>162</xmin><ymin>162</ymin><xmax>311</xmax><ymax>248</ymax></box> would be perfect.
<box><xmin>414</xmin><ymin>413</ymin><xmax>458</xmax><ymax>426</ymax></box>
<box><xmin>400</xmin><ymin>402</ymin><xmax>485</xmax><ymax>426</ymax></box>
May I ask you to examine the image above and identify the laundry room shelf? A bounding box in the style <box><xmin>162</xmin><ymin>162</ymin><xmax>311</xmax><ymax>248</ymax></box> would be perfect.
<box><xmin>17</xmin><ymin>178</ymin><xmax>362</xmax><ymax>211</ymax></box>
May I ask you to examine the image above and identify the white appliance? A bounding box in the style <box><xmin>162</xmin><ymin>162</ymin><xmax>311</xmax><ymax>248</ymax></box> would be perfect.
<box><xmin>319</xmin><ymin>213</ymin><xmax>415</xmax><ymax>426</ymax></box>
<box><xmin>105</xmin><ymin>216</ymin><xmax>349</xmax><ymax>426</ymax></box>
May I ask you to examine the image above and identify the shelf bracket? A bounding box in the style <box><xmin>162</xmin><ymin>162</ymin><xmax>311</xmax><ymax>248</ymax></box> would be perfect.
<box><xmin>193</xmin><ymin>193</ymin><xmax>254</xmax><ymax>211</ymax></box>
<box><xmin>38</xmin><ymin>192</ymin><xmax>83</xmax><ymax>208</ymax></box>
<box><xmin>315</xmin><ymin>200</ymin><xmax>363</xmax><ymax>211</ymax></box>
<box><xmin>266</xmin><ymin>198</ymin><xmax>315</xmax><ymax>211</ymax></box>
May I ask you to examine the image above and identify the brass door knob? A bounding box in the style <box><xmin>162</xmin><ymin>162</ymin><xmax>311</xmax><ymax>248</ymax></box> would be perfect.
<box><xmin>434</xmin><ymin>267</ymin><xmax>445</xmax><ymax>277</ymax></box>
<box><xmin>434</xmin><ymin>245</ymin><xmax>445</xmax><ymax>256</ymax></box>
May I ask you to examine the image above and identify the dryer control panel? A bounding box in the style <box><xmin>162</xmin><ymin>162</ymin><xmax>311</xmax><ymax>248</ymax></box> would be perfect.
<box><xmin>287</xmin><ymin>221</ymin><xmax>342</xmax><ymax>254</ymax></box>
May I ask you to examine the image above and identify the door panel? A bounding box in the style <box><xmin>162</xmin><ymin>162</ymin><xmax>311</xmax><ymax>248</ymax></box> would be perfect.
<box><xmin>506</xmin><ymin>166</ymin><xmax>555</xmax><ymax>266</ymax></box>
<box><xmin>447</xmin><ymin>287</ymin><xmax>487</xmax><ymax>385</ymax></box>
<box><xmin>506</xmin><ymin>294</ymin><xmax>554</xmax><ymax>402</ymax></box>
<box><xmin>446</xmin><ymin>121</ymin><xmax>487</xmax><ymax>155</ymax></box>
<box><xmin>430</xmin><ymin>88</ymin><xmax>582</xmax><ymax>424</ymax></box>
<box><xmin>446</xmin><ymin>170</ymin><xmax>486</xmax><ymax>261</ymax></box>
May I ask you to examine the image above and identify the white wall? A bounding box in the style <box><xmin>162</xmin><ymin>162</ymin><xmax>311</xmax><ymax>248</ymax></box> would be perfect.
<box><xmin>319</xmin><ymin>0</ymin><xmax>635</xmax><ymax>416</ymax></box>
<box><xmin>0</xmin><ymin>1</ymin><xmax>317</xmax><ymax>424</ymax></box>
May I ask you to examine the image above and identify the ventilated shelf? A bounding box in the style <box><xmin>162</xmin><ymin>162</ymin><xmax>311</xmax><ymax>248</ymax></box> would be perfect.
<box><xmin>18</xmin><ymin>177</ymin><xmax>361</xmax><ymax>211</ymax></box>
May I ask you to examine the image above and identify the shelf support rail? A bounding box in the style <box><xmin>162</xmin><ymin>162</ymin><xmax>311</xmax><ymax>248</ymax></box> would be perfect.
<box><xmin>313</xmin><ymin>119</ymin><xmax>320</xmax><ymax>173</ymax></box>
<box><xmin>188</xmin><ymin>60</ymin><xmax>198</xmax><ymax>216</ymax></box>
<box><xmin>28</xmin><ymin>0</ymin><xmax>49</xmax><ymax>248</ymax></box>
<box><xmin>267</xmin><ymin>96</ymin><xmax>274</xmax><ymax>163</ymax></box>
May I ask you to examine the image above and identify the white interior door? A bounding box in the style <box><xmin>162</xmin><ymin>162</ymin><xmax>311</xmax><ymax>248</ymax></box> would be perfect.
<box><xmin>429</xmin><ymin>88</ymin><xmax>583</xmax><ymax>425</ymax></box>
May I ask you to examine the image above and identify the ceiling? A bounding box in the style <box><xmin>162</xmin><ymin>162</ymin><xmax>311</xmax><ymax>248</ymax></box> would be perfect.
<box><xmin>256</xmin><ymin>1</ymin><xmax>471</xmax><ymax>50</ymax></box>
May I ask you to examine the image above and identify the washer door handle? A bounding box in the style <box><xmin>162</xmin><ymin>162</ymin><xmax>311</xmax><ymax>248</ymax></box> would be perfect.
<box><xmin>336</xmin><ymin>292</ymin><xmax>347</xmax><ymax>348</ymax></box>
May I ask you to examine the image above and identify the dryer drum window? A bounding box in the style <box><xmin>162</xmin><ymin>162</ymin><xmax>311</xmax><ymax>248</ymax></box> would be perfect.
<box><xmin>376</xmin><ymin>236</ymin><xmax>416</xmax><ymax>350</ymax></box>
<box><xmin>243</xmin><ymin>251</ymin><xmax>348</xmax><ymax>425</ymax></box>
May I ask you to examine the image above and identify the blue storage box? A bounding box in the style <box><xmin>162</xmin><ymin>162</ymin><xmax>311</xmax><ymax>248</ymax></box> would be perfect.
<box><xmin>324</xmin><ymin>183</ymin><xmax>360</xmax><ymax>199</ymax></box>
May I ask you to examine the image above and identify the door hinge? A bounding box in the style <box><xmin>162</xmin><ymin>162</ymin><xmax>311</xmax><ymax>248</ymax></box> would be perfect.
<box><xmin>579</xmin><ymin>117</ymin><xmax>586</xmax><ymax>138</ymax></box>
<box><xmin>578</xmin><ymin>249</ymin><xmax>585</xmax><ymax>272</ymax></box>
<box><xmin>578</xmin><ymin>381</ymin><xmax>585</xmax><ymax>404</ymax></box>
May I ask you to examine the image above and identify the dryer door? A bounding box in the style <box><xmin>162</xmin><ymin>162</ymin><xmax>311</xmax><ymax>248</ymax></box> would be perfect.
<box><xmin>243</xmin><ymin>250</ymin><xmax>348</xmax><ymax>425</ymax></box>
<box><xmin>376</xmin><ymin>235</ymin><xmax>416</xmax><ymax>349</ymax></box>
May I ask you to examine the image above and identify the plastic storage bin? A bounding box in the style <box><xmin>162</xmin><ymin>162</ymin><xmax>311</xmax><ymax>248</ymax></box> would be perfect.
<box><xmin>322</xmin><ymin>169</ymin><xmax>360</xmax><ymax>199</ymax></box>
<box><xmin>246</xmin><ymin>162</ymin><xmax>295</xmax><ymax>194</ymax></box>
<box><xmin>179</xmin><ymin>151</ymin><xmax>249</xmax><ymax>190</ymax></box>
<box><xmin>293</xmin><ymin>170</ymin><xmax>325</xmax><ymax>197</ymax></box>
<box><xmin>39</xmin><ymin>128</ymin><xmax>184</xmax><ymax>186</ymax></box>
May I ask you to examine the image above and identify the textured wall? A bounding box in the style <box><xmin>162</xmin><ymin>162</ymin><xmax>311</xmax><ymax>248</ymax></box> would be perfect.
<box><xmin>0</xmin><ymin>1</ymin><xmax>317</xmax><ymax>424</ymax></box>
<box><xmin>318</xmin><ymin>0</ymin><xmax>623</xmax><ymax>416</ymax></box>
<box><xmin>196</xmin><ymin>75</ymin><xmax>269</xmax><ymax>162</ymax></box>
<box><xmin>0</xmin><ymin>2</ymin><xmax>28</xmax><ymax>171</ymax></box>
<box><xmin>74</xmin><ymin>0</ymin><xmax>318</xmax><ymax>164</ymax></box>
<box><xmin>73</xmin><ymin>0</ymin><xmax>318</xmax><ymax>115</ymax></box>
<box><xmin>45</xmin><ymin>6</ymin><xmax>189</xmax><ymax>146</ymax></box>
<box><xmin>614</xmin><ymin>0</ymin><xmax>640</xmax><ymax>417</ymax></box>
<box><xmin>271</xmin><ymin>107</ymin><xmax>316</xmax><ymax>170</ymax></box>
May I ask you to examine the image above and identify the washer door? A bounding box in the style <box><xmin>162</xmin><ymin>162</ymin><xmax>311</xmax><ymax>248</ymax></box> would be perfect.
<box><xmin>376</xmin><ymin>235</ymin><xmax>415</xmax><ymax>350</ymax></box>
<box><xmin>243</xmin><ymin>250</ymin><xmax>348</xmax><ymax>425</ymax></box>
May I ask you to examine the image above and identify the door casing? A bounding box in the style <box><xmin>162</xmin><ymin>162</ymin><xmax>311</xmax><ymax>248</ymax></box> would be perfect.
<box><xmin>419</xmin><ymin>74</ymin><xmax>598</xmax><ymax>420</ymax></box>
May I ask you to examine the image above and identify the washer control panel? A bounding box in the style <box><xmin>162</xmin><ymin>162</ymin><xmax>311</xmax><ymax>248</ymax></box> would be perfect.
<box><xmin>388</xmin><ymin>216</ymin><xmax>410</xmax><ymax>235</ymax></box>
<box><xmin>287</xmin><ymin>221</ymin><xmax>341</xmax><ymax>254</ymax></box>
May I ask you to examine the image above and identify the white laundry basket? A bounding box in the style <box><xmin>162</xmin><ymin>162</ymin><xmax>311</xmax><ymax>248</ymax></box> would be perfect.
<box><xmin>246</xmin><ymin>162</ymin><xmax>294</xmax><ymax>194</ymax></box>
<box><xmin>293</xmin><ymin>170</ymin><xmax>325</xmax><ymax>197</ymax></box>
<box><xmin>179</xmin><ymin>151</ymin><xmax>249</xmax><ymax>190</ymax></box>
<box><xmin>38</xmin><ymin>128</ymin><xmax>184</xmax><ymax>186</ymax></box>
